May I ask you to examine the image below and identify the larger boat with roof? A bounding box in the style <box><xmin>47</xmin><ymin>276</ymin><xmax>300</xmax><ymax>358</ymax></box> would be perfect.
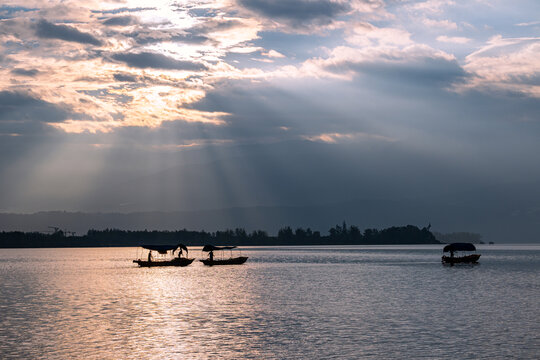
<box><xmin>442</xmin><ymin>243</ymin><xmax>481</xmax><ymax>264</ymax></box>
<box><xmin>133</xmin><ymin>244</ymin><xmax>194</xmax><ymax>267</ymax></box>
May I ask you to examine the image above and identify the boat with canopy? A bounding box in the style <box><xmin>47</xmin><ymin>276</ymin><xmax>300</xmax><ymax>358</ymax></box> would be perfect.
<box><xmin>442</xmin><ymin>243</ymin><xmax>481</xmax><ymax>264</ymax></box>
<box><xmin>200</xmin><ymin>245</ymin><xmax>248</xmax><ymax>266</ymax></box>
<box><xmin>133</xmin><ymin>244</ymin><xmax>194</xmax><ymax>267</ymax></box>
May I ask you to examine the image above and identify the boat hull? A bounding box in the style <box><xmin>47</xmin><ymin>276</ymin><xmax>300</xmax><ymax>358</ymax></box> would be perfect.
<box><xmin>200</xmin><ymin>257</ymin><xmax>248</xmax><ymax>266</ymax></box>
<box><xmin>442</xmin><ymin>254</ymin><xmax>481</xmax><ymax>264</ymax></box>
<box><xmin>133</xmin><ymin>258</ymin><xmax>195</xmax><ymax>267</ymax></box>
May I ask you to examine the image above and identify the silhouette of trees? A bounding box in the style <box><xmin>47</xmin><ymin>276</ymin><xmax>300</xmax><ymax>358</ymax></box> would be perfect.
<box><xmin>0</xmin><ymin>222</ymin><xmax>440</xmax><ymax>248</ymax></box>
<box><xmin>278</xmin><ymin>226</ymin><xmax>294</xmax><ymax>242</ymax></box>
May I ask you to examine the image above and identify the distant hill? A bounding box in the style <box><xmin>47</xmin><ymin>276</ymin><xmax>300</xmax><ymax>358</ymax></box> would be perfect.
<box><xmin>433</xmin><ymin>232</ymin><xmax>483</xmax><ymax>244</ymax></box>
<box><xmin>0</xmin><ymin>197</ymin><xmax>537</xmax><ymax>243</ymax></box>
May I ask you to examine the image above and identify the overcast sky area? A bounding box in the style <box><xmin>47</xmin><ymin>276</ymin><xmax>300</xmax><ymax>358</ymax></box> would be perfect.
<box><xmin>0</xmin><ymin>0</ymin><xmax>539</xmax><ymax>240</ymax></box>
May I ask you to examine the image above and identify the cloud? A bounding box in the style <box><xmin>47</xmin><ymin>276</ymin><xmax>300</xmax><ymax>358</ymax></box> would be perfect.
<box><xmin>239</xmin><ymin>0</ymin><xmax>350</xmax><ymax>20</ymax></box>
<box><xmin>0</xmin><ymin>5</ymin><xmax>37</xmax><ymax>20</ymax></box>
<box><xmin>124</xmin><ymin>29</ymin><xmax>180</xmax><ymax>45</ymax></box>
<box><xmin>34</xmin><ymin>19</ymin><xmax>102</xmax><ymax>46</ymax></box>
<box><xmin>189</xmin><ymin>18</ymin><xmax>246</xmax><ymax>34</ymax></box>
<box><xmin>422</xmin><ymin>18</ymin><xmax>458</xmax><ymax>30</ymax></box>
<box><xmin>462</xmin><ymin>36</ymin><xmax>540</xmax><ymax>97</ymax></box>
<box><xmin>436</xmin><ymin>35</ymin><xmax>471</xmax><ymax>44</ymax></box>
<box><xmin>262</xmin><ymin>50</ymin><xmax>286</xmax><ymax>58</ymax></box>
<box><xmin>173</xmin><ymin>17</ymin><xmax>260</xmax><ymax>47</ymax></box>
<box><xmin>92</xmin><ymin>7</ymin><xmax>156</xmax><ymax>15</ymax></box>
<box><xmin>407</xmin><ymin>0</ymin><xmax>455</xmax><ymax>15</ymax></box>
<box><xmin>0</xmin><ymin>91</ymin><xmax>70</xmax><ymax>124</ymax></box>
<box><xmin>103</xmin><ymin>16</ymin><xmax>137</xmax><ymax>26</ymax></box>
<box><xmin>113</xmin><ymin>73</ymin><xmax>139</xmax><ymax>82</ymax></box>
<box><xmin>303</xmin><ymin>131</ymin><xmax>395</xmax><ymax>143</ymax></box>
<box><xmin>110</xmin><ymin>52</ymin><xmax>208</xmax><ymax>71</ymax></box>
<box><xmin>301</xmin><ymin>45</ymin><xmax>466</xmax><ymax>88</ymax></box>
<box><xmin>346</xmin><ymin>22</ymin><xmax>412</xmax><ymax>46</ymax></box>
<box><xmin>237</xmin><ymin>0</ymin><xmax>353</xmax><ymax>31</ymax></box>
<box><xmin>123</xmin><ymin>16</ymin><xmax>257</xmax><ymax>48</ymax></box>
<box><xmin>10</xmin><ymin>68</ymin><xmax>39</xmax><ymax>76</ymax></box>
<box><xmin>515</xmin><ymin>21</ymin><xmax>540</xmax><ymax>27</ymax></box>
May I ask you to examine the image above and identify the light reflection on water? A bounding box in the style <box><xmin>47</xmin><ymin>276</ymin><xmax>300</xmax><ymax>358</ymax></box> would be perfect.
<box><xmin>0</xmin><ymin>245</ymin><xmax>539</xmax><ymax>359</ymax></box>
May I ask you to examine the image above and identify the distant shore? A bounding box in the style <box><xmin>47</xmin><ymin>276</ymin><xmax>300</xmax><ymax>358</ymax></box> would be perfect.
<box><xmin>0</xmin><ymin>224</ymin><xmax>441</xmax><ymax>248</ymax></box>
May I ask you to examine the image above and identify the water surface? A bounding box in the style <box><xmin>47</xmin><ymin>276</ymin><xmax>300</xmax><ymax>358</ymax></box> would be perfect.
<box><xmin>1</xmin><ymin>245</ymin><xmax>539</xmax><ymax>359</ymax></box>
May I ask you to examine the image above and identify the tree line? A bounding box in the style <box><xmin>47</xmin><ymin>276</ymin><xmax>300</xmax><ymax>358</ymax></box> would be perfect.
<box><xmin>0</xmin><ymin>223</ymin><xmax>439</xmax><ymax>248</ymax></box>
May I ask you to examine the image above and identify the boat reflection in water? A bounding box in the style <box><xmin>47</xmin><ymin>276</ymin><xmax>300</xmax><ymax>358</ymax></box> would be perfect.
<box><xmin>133</xmin><ymin>244</ymin><xmax>194</xmax><ymax>267</ymax></box>
<box><xmin>200</xmin><ymin>245</ymin><xmax>248</xmax><ymax>266</ymax></box>
<box><xmin>442</xmin><ymin>243</ymin><xmax>481</xmax><ymax>265</ymax></box>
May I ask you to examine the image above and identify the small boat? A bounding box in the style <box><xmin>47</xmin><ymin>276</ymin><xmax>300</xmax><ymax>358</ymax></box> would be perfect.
<box><xmin>200</xmin><ymin>245</ymin><xmax>248</xmax><ymax>266</ymax></box>
<box><xmin>442</xmin><ymin>243</ymin><xmax>481</xmax><ymax>265</ymax></box>
<box><xmin>133</xmin><ymin>244</ymin><xmax>194</xmax><ymax>267</ymax></box>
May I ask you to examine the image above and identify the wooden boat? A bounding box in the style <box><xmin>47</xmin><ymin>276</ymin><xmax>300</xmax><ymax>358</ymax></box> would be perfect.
<box><xmin>200</xmin><ymin>245</ymin><xmax>248</xmax><ymax>266</ymax></box>
<box><xmin>200</xmin><ymin>257</ymin><xmax>248</xmax><ymax>266</ymax></box>
<box><xmin>133</xmin><ymin>244</ymin><xmax>194</xmax><ymax>267</ymax></box>
<box><xmin>134</xmin><ymin>257</ymin><xmax>195</xmax><ymax>267</ymax></box>
<box><xmin>441</xmin><ymin>254</ymin><xmax>481</xmax><ymax>264</ymax></box>
<box><xmin>442</xmin><ymin>243</ymin><xmax>481</xmax><ymax>264</ymax></box>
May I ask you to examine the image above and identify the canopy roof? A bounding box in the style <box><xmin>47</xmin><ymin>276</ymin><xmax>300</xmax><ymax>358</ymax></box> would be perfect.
<box><xmin>443</xmin><ymin>243</ymin><xmax>476</xmax><ymax>252</ymax></box>
<box><xmin>142</xmin><ymin>244</ymin><xmax>188</xmax><ymax>255</ymax></box>
<box><xmin>202</xmin><ymin>245</ymin><xmax>237</xmax><ymax>252</ymax></box>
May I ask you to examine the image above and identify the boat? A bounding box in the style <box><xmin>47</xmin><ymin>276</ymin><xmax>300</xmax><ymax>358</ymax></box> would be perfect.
<box><xmin>200</xmin><ymin>245</ymin><xmax>248</xmax><ymax>266</ymax></box>
<box><xmin>133</xmin><ymin>244</ymin><xmax>194</xmax><ymax>267</ymax></box>
<box><xmin>442</xmin><ymin>243</ymin><xmax>481</xmax><ymax>264</ymax></box>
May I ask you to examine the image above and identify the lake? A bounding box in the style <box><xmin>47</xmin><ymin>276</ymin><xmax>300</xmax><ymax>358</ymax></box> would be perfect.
<box><xmin>0</xmin><ymin>245</ymin><xmax>539</xmax><ymax>359</ymax></box>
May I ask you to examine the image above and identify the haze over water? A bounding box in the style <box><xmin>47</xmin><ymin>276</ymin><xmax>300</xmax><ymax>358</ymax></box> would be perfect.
<box><xmin>1</xmin><ymin>245</ymin><xmax>538</xmax><ymax>359</ymax></box>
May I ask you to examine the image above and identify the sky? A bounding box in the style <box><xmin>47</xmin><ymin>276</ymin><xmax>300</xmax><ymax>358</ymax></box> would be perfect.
<box><xmin>0</xmin><ymin>1</ymin><xmax>539</xmax><ymax>239</ymax></box>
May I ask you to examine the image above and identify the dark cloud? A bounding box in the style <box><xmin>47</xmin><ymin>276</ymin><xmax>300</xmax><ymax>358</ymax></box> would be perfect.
<box><xmin>186</xmin><ymin>8</ymin><xmax>220</xmax><ymax>18</ymax></box>
<box><xmin>0</xmin><ymin>91</ymin><xmax>73</xmax><ymax>136</ymax></box>
<box><xmin>0</xmin><ymin>91</ymin><xmax>69</xmax><ymax>123</ymax></box>
<box><xmin>0</xmin><ymin>5</ymin><xmax>37</xmax><ymax>20</ymax></box>
<box><xmin>238</xmin><ymin>0</ymin><xmax>351</xmax><ymax>28</ymax></box>
<box><xmin>170</xmin><ymin>33</ymin><xmax>212</xmax><ymax>44</ymax></box>
<box><xmin>10</xmin><ymin>68</ymin><xmax>39</xmax><ymax>77</ymax></box>
<box><xmin>168</xmin><ymin>19</ymin><xmax>245</xmax><ymax>45</ymax></box>
<box><xmin>103</xmin><ymin>16</ymin><xmax>137</xmax><ymax>26</ymax></box>
<box><xmin>111</xmin><ymin>52</ymin><xmax>208</xmax><ymax>71</ymax></box>
<box><xmin>92</xmin><ymin>7</ymin><xmax>156</xmax><ymax>15</ymax></box>
<box><xmin>124</xmin><ymin>29</ymin><xmax>172</xmax><ymax>45</ymax></box>
<box><xmin>125</xmin><ymin>28</ymin><xmax>212</xmax><ymax>45</ymax></box>
<box><xmin>113</xmin><ymin>73</ymin><xmax>139</xmax><ymax>82</ymax></box>
<box><xmin>34</xmin><ymin>19</ymin><xmax>102</xmax><ymax>46</ymax></box>
<box><xmin>190</xmin><ymin>19</ymin><xmax>245</xmax><ymax>34</ymax></box>
<box><xmin>120</xmin><ymin>19</ymin><xmax>244</xmax><ymax>46</ymax></box>
<box><xmin>327</xmin><ymin>56</ymin><xmax>468</xmax><ymax>87</ymax></box>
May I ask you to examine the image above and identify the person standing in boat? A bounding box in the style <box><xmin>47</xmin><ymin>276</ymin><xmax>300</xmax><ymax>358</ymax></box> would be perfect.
<box><xmin>209</xmin><ymin>250</ymin><xmax>214</xmax><ymax>262</ymax></box>
<box><xmin>148</xmin><ymin>251</ymin><xmax>152</xmax><ymax>262</ymax></box>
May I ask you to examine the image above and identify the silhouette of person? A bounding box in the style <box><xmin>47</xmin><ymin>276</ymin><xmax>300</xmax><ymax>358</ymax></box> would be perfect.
<box><xmin>209</xmin><ymin>251</ymin><xmax>214</xmax><ymax>261</ymax></box>
<box><xmin>148</xmin><ymin>251</ymin><xmax>152</xmax><ymax>262</ymax></box>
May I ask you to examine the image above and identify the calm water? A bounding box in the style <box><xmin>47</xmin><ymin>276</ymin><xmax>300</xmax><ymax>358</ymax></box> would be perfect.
<box><xmin>0</xmin><ymin>245</ymin><xmax>539</xmax><ymax>359</ymax></box>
